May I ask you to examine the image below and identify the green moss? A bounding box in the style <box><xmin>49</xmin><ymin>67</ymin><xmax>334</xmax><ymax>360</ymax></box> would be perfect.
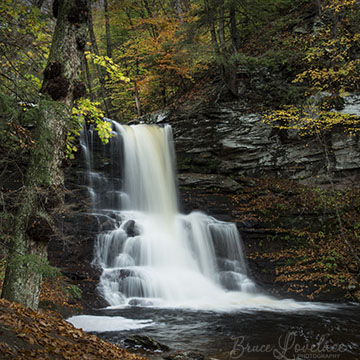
<box><xmin>63</xmin><ymin>283</ymin><xmax>82</xmax><ymax>300</ymax></box>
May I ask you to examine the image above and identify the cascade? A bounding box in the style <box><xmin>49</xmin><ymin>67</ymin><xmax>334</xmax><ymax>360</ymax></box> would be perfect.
<box><xmin>80</xmin><ymin>121</ymin><xmax>313</xmax><ymax>310</ymax></box>
<box><xmin>67</xmin><ymin>120</ymin><xmax>344</xmax><ymax>342</ymax></box>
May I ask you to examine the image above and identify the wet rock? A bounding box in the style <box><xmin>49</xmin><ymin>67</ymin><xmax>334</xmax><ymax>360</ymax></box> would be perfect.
<box><xmin>178</xmin><ymin>173</ymin><xmax>241</xmax><ymax>193</ymax></box>
<box><xmin>128</xmin><ymin>298</ymin><xmax>154</xmax><ymax>306</ymax></box>
<box><xmin>99</xmin><ymin>219</ymin><xmax>115</xmax><ymax>232</ymax></box>
<box><xmin>123</xmin><ymin>220</ymin><xmax>139</xmax><ymax>237</ymax></box>
<box><xmin>95</xmin><ymin>214</ymin><xmax>117</xmax><ymax>232</ymax></box>
<box><xmin>62</xmin><ymin>271</ymin><xmax>88</xmax><ymax>280</ymax></box>
<box><xmin>118</xmin><ymin>269</ymin><xmax>135</xmax><ymax>279</ymax></box>
<box><xmin>171</xmin><ymin>96</ymin><xmax>360</xmax><ymax>182</ymax></box>
<box><xmin>163</xmin><ymin>350</ymin><xmax>205</xmax><ymax>360</ymax></box>
<box><xmin>124</xmin><ymin>335</ymin><xmax>170</xmax><ymax>352</ymax></box>
<box><xmin>138</xmin><ymin>110</ymin><xmax>171</xmax><ymax>124</ymax></box>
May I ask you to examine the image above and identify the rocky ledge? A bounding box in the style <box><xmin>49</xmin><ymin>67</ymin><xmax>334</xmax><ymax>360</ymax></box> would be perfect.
<box><xmin>143</xmin><ymin>95</ymin><xmax>360</xmax><ymax>181</ymax></box>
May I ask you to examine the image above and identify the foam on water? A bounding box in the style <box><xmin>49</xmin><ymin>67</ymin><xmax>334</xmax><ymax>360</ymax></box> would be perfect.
<box><xmin>67</xmin><ymin>315</ymin><xmax>153</xmax><ymax>332</ymax></box>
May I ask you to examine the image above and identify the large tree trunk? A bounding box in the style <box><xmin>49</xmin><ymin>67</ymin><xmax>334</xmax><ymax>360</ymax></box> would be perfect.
<box><xmin>1</xmin><ymin>0</ymin><xmax>88</xmax><ymax>310</ymax></box>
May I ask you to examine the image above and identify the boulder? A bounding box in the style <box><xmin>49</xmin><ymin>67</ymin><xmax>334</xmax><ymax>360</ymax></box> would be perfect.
<box><xmin>124</xmin><ymin>335</ymin><xmax>170</xmax><ymax>352</ymax></box>
<box><xmin>163</xmin><ymin>350</ymin><xmax>205</xmax><ymax>360</ymax></box>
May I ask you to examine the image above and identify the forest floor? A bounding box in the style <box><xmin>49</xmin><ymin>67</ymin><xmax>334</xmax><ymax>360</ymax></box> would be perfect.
<box><xmin>0</xmin><ymin>274</ymin><xmax>145</xmax><ymax>360</ymax></box>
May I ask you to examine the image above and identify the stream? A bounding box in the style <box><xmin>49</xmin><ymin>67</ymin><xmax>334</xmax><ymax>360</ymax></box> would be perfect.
<box><xmin>69</xmin><ymin>304</ymin><xmax>360</xmax><ymax>359</ymax></box>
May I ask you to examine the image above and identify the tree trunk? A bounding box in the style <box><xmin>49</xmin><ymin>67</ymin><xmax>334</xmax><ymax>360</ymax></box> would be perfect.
<box><xmin>204</xmin><ymin>0</ymin><xmax>221</xmax><ymax>56</ymax></box>
<box><xmin>141</xmin><ymin>0</ymin><xmax>158</xmax><ymax>38</ymax></box>
<box><xmin>83</xmin><ymin>53</ymin><xmax>94</xmax><ymax>101</ymax></box>
<box><xmin>230</xmin><ymin>4</ymin><xmax>240</xmax><ymax>51</ymax></box>
<box><xmin>204</xmin><ymin>0</ymin><xmax>238</xmax><ymax>98</ymax></box>
<box><xmin>134</xmin><ymin>81</ymin><xmax>142</xmax><ymax>117</ymax></box>
<box><xmin>1</xmin><ymin>0</ymin><xmax>89</xmax><ymax>310</ymax></box>
<box><xmin>332</xmin><ymin>11</ymin><xmax>339</xmax><ymax>39</ymax></box>
<box><xmin>314</xmin><ymin>0</ymin><xmax>321</xmax><ymax>17</ymax></box>
<box><xmin>134</xmin><ymin>59</ymin><xmax>142</xmax><ymax>117</ymax></box>
<box><xmin>88</xmin><ymin>9</ymin><xmax>112</xmax><ymax>118</ymax></box>
<box><xmin>35</xmin><ymin>0</ymin><xmax>45</xmax><ymax>8</ymax></box>
<box><xmin>218</xmin><ymin>1</ymin><xmax>226</xmax><ymax>52</ymax></box>
<box><xmin>171</xmin><ymin>0</ymin><xmax>183</xmax><ymax>15</ymax></box>
<box><xmin>104</xmin><ymin>0</ymin><xmax>112</xmax><ymax>58</ymax></box>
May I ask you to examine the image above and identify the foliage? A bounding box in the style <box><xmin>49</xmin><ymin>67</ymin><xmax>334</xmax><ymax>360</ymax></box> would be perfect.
<box><xmin>263</xmin><ymin>104</ymin><xmax>360</xmax><ymax>136</ymax></box>
<box><xmin>324</xmin><ymin>0</ymin><xmax>358</xmax><ymax>12</ymax></box>
<box><xmin>67</xmin><ymin>98</ymin><xmax>113</xmax><ymax>159</ymax></box>
<box><xmin>263</xmin><ymin>0</ymin><xmax>360</xmax><ymax>136</ymax></box>
<box><xmin>84</xmin><ymin>51</ymin><xmax>130</xmax><ymax>83</ymax></box>
<box><xmin>0</xmin><ymin>94</ymin><xmax>36</xmax><ymax>154</ymax></box>
<box><xmin>92</xmin><ymin>0</ymin><xmax>209</xmax><ymax>120</ymax></box>
<box><xmin>293</xmin><ymin>33</ymin><xmax>360</xmax><ymax>98</ymax></box>
<box><xmin>63</xmin><ymin>283</ymin><xmax>82</xmax><ymax>300</ymax></box>
<box><xmin>0</xmin><ymin>0</ymin><xmax>52</xmax><ymax>102</ymax></box>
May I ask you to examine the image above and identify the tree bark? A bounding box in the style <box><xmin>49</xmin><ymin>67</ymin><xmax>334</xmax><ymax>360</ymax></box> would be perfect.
<box><xmin>332</xmin><ymin>11</ymin><xmax>339</xmax><ymax>39</ymax></box>
<box><xmin>134</xmin><ymin>80</ymin><xmax>142</xmax><ymax>117</ymax></box>
<box><xmin>88</xmin><ymin>9</ymin><xmax>111</xmax><ymax>118</ymax></box>
<box><xmin>134</xmin><ymin>59</ymin><xmax>142</xmax><ymax>117</ymax></box>
<box><xmin>171</xmin><ymin>0</ymin><xmax>182</xmax><ymax>15</ymax></box>
<box><xmin>314</xmin><ymin>0</ymin><xmax>322</xmax><ymax>17</ymax></box>
<box><xmin>83</xmin><ymin>53</ymin><xmax>94</xmax><ymax>101</ymax></box>
<box><xmin>171</xmin><ymin>0</ymin><xmax>189</xmax><ymax>17</ymax></box>
<box><xmin>230</xmin><ymin>4</ymin><xmax>240</xmax><ymax>52</ymax></box>
<box><xmin>204</xmin><ymin>0</ymin><xmax>238</xmax><ymax>98</ymax></box>
<box><xmin>218</xmin><ymin>1</ymin><xmax>226</xmax><ymax>53</ymax></box>
<box><xmin>1</xmin><ymin>0</ymin><xmax>89</xmax><ymax>310</ymax></box>
<box><xmin>204</xmin><ymin>0</ymin><xmax>221</xmax><ymax>56</ymax></box>
<box><xmin>104</xmin><ymin>0</ymin><xmax>112</xmax><ymax>58</ymax></box>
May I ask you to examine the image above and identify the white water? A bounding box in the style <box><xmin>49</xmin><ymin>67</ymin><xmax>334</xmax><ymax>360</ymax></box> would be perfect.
<box><xmin>79</xmin><ymin>122</ymin><xmax>330</xmax><ymax>312</ymax></box>
<box><xmin>67</xmin><ymin>315</ymin><xmax>153</xmax><ymax>332</ymax></box>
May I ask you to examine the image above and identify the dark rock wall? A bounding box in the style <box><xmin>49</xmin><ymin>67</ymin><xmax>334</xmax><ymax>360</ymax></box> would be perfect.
<box><xmin>164</xmin><ymin>97</ymin><xmax>360</xmax><ymax>183</ymax></box>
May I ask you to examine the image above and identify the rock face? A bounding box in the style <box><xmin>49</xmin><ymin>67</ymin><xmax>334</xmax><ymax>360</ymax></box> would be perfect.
<box><xmin>164</xmin><ymin>97</ymin><xmax>360</xmax><ymax>182</ymax></box>
<box><xmin>47</xmin><ymin>159</ymin><xmax>109</xmax><ymax>310</ymax></box>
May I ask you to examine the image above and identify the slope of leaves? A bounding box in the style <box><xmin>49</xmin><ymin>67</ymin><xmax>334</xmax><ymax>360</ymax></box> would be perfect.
<box><xmin>0</xmin><ymin>298</ymin><xmax>145</xmax><ymax>360</ymax></box>
<box><xmin>232</xmin><ymin>178</ymin><xmax>360</xmax><ymax>301</ymax></box>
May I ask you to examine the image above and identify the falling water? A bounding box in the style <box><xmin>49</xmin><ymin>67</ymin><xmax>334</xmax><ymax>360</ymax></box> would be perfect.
<box><xmin>66</xmin><ymin>121</ymin><xmax>357</xmax><ymax>357</ymax></box>
<box><xmin>80</xmin><ymin>121</ymin><xmax>327</xmax><ymax>311</ymax></box>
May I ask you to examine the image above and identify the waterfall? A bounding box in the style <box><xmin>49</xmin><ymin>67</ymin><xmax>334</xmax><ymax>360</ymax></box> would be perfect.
<box><xmin>82</xmin><ymin>121</ymin><xmax>260</xmax><ymax>309</ymax></box>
